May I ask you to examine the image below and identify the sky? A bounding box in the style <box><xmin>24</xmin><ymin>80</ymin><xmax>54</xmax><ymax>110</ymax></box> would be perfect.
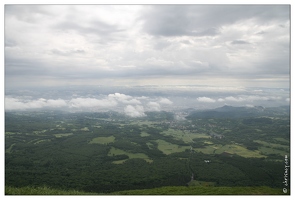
<box><xmin>4</xmin><ymin>4</ymin><xmax>290</xmax><ymax>89</ymax></box>
<box><xmin>3</xmin><ymin>3</ymin><xmax>292</xmax><ymax>114</ymax></box>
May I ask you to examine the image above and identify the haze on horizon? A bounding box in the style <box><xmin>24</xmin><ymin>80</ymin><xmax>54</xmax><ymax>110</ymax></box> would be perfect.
<box><xmin>4</xmin><ymin>5</ymin><xmax>290</xmax><ymax>114</ymax></box>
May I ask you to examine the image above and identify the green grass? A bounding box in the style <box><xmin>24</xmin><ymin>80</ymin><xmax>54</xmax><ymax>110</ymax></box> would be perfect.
<box><xmin>111</xmin><ymin>186</ymin><xmax>286</xmax><ymax>195</ymax></box>
<box><xmin>258</xmin><ymin>146</ymin><xmax>288</xmax><ymax>156</ymax></box>
<box><xmin>54</xmin><ymin>133</ymin><xmax>73</xmax><ymax>138</ymax></box>
<box><xmin>5</xmin><ymin>132</ymin><xmax>17</xmax><ymax>135</ymax></box>
<box><xmin>146</xmin><ymin>142</ymin><xmax>154</xmax><ymax>149</ymax></box>
<box><xmin>89</xmin><ymin>136</ymin><xmax>115</xmax><ymax>144</ymax></box>
<box><xmin>34</xmin><ymin>139</ymin><xmax>51</xmax><ymax>144</ymax></box>
<box><xmin>5</xmin><ymin>186</ymin><xmax>95</xmax><ymax>195</ymax></box>
<box><xmin>140</xmin><ymin>131</ymin><xmax>150</xmax><ymax>137</ymax></box>
<box><xmin>160</xmin><ymin>129</ymin><xmax>210</xmax><ymax>144</ymax></box>
<box><xmin>187</xmin><ymin>180</ymin><xmax>216</xmax><ymax>187</ymax></box>
<box><xmin>254</xmin><ymin>140</ymin><xmax>290</xmax><ymax>150</ymax></box>
<box><xmin>274</xmin><ymin>137</ymin><xmax>289</xmax><ymax>143</ymax></box>
<box><xmin>6</xmin><ymin>143</ymin><xmax>16</xmax><ymax>153</ymax></box>
<box><xmin>80</xmin><ymin>127</ymin><xmax>89</xmax><ymax>131</ymax></box>
<box><xmin>214</xmin><ymin>144</ymin><xmax>266</xmax><ymax>158</ymax></box>
<box><xmin>107</xmin><ymin>147</ymin><xmax>153</xmax><ymax>163</ymax></box>
<box><xmin>6</xmin><ymin>185</ymin><xmax>287</xmax><ymax>195</ymax></box>
<box><xmin>156</xmin><ymin>139</ymin><xmax>190</xmax><ymax>155</ymax></box>
<box><xmin>194</xmin><ymin>144</ymin><xmax>266</xmax><ymax>158</ymax></box>
<box><xmin>130</xmin><ymin>120</ymin><xmax>159</xmax><ymax>127</ymax></box>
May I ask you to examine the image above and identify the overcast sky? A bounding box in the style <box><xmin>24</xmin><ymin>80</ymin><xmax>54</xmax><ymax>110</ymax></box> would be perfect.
<box><xmin>4</xmin><ymin>4</ymin><xmax>290</xmax><ymax>89</ymax></box>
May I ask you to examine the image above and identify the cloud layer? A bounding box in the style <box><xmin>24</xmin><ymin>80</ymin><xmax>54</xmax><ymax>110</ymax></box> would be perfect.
<box><xmin>5</xmin><ymin>86</ymin><xmax>290</xmax><ymax>116</ymax></box>
<box><xmin>5</xmin><ymin>92</ymin><xmax>177</xmax><ymax>117</ymax></box>
<box><xmin>5</xmin><ymin>5</ymin><xmax>290</xmax><ymax>89</ymax></box>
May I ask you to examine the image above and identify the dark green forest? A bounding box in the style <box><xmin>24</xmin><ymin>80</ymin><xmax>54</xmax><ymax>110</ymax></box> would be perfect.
<box><xmin>5</xmin><ymin>107</ymin><xmax>290</xmax><ymax>194</ymax></box>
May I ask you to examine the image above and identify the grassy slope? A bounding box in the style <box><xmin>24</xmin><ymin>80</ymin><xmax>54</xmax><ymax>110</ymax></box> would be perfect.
<box><xmin>5</xmin><ymin>185</ymin><xmax>287</xmax><ymax>195</ymax></box>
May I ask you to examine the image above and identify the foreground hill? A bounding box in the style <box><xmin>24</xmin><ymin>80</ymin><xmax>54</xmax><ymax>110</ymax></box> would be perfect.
<box><xmin>5</xmin><ymin>185</ymin><xmax>287</xmax><ymax>195</ymax></box>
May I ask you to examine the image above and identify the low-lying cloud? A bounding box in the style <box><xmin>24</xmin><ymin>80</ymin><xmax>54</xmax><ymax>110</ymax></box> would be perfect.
<box><xmin>197</xmin><ymin>97</ymin><xmax>216</xmax><ymax>103</ymax></box>
<box><xmin>159</xmin><ymin>98</ymin><xmax>173</xmax><ymax>105</ymax></box>
<box><xmin>147</xmin><ymin>102</ymin><xmax>161</xmax><ymax>111</ymax></box>
<box><xmin>197</xmin><ymin>95</ymin><xmax>284</xmax><ymax>104</ymax></box>
<box><xmin>5</xmin><ymin>93</ymin><xmax>175</xmax><ymax>118</ymax></box>
<box><xmin>108</xmin><ymin>93</ymin><xmax>141</xmax><ymax>104</ymax></box>
<box><xmin>124</xmin><ymin>105</ymin><xmax>146</xmax><ymax>117</ymax></box>
<box><xmin>69</xmin><ymin>97</ymin><xmax>117</xmax><ymax>109</ymax></box>
<box><xmin>5</xmin><ymin>97</ymin><xmax>67</xmax><ymax>110</ymax></box>
<box><xmin>5</xmin><ymin>89</ymin><xmax>289</xmax><ymax>116</ymax></box>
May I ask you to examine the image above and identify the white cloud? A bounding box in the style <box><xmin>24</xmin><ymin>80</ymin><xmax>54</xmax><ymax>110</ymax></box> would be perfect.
<box><xmin>221</xmin><ymin>95</ymin><xmax>282</xmax><ymax>102</ymax></box>
<box><xmin>46</xmin><ymin>99</ymin><xmax>68</xmax><ymax>107</ymax></box>
<box><xmin>158</xmin><ymin>98</ymin><xmax>173</xmax><ymax>105</ymax></box>
<box><xmin>5</xmin><ymin>97</ymin><xmax>67</xmax><ymax>110</ymax></box>
<box><xmin>5</xmin><ymin>97</ymin><xmax>28</xmax><ymax>110</ymax></box>
<box><xmin>245</xmin><ymin>104</ymin><xmax>255</xmax><ymax>107</ymax></box>
<box><xmin>197</xmin><ymin>97</ymin><xmax>216</xmax><ymax>103</ymax></box>
<box><xmin>69</xmin><ymin>97</ymin><xmax>117</xmax><ymax>109</ymax></box>
<box><xmin>124</xmin><ymin>105</ymin><xmax>146</xmax><ymax>117</ymax></box>
<box><xmin>224</xmin><ymin>96</ymin><xmax>245</xmax><ymax>102</ymax></box>
<box><xmin>146</xmin><ymin>101</ymin><xmax>161</xmax><ymax>111</ymax></box>
<box><xmin>108</xmin><ymin>93</ymin><xmax>141</xmax><ymax>104</ymax></box>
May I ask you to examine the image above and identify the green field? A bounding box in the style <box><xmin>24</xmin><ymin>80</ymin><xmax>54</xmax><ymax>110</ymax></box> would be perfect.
<box><xmin>54</xmin><ymin>133</ymin><xmax>73</xmax><ymax>138</ymax></box>
<box><xmin>80</xmin><ymin>127</ymin><xmax>89</xmax><ymax>131</ymax></box>
<box><xmin>160</xmin><ymin>129</ymin><xmax>210</xmax><ymax>143</ymax></box>
<box><xmin>194</xmin><ymin>144</ymin><xmax>266</xmax><ymax>158</ymax></box>
<box><xmin>258</xmin><ymin>146</ymin><xmax>288</xmax><ymax>156</ymax></box>
<box><xmin>214</xmin><ymin>144</ymin><xmax>265</xmax><ymax>158</ymax></box>
<box><xmin>274</xmin><ymin>137</ymin><xmax>289</xmax><ymax>143</ymax></box>
<box><xmin>34</xmin><ymin>139</ymin><xmax>51</xmax><ymax>144</ymax></box>
<box><xmin>89</xmin><ymin>136</ymin><xmax>115</xmax><ymax>144</ymax></box>
<box><xmin>107</xmin><ymin>147</ymin><xmax>152</xmax><ymax>163</ymax></box>
<box><xmin>6</xmin><ymin>143</ymin><xmax>15</xmax><ymax>153</ymax></box>
<box><xmin>254</xmin><ymin>140</ymin><xmax>290</xmax><ymax>151</ymax></box>
<box><xmin>156</xmin><ymin>139</ymin><xmax>190</xmax><ymax>155</ymax></box>
<box><xmin>130</xmin><ymin>120</ymin><xmax>160</xmax><ymax>127</ymax></box>
<box><xmin>140</xmin><ymin>132</ymin><xmax>150</xmax><ymax>137</ymax></box>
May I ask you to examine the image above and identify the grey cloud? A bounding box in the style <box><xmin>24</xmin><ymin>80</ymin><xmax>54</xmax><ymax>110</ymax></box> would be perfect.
<box><xmin>140</xmin><ymin>6</ymin><xmax>190</xmax><ymax>36</ymax></box>
<box><xmin>255</xmin><ymin>31</ymin><xmax>266</xmax><ymax>35</ymax></box>
<box><xmin>5</xmin><ymin>5</ymin><xmax>55</xmax><ymax>24</ymax></box>
<box><xmin>140</xmin><ymin>6</ymin><xmax>220</xmax><ymax>37</ymax></box>
<box><xmin>5</xmin><ymin>57</ymin><xmax>50</xmax><ymax>77</ymax></box>
<box><xmin>53</xmin><ymin>19</ymin><xmax>125</xmax><ymax>45</ymax></box>
<box><xmin>4</xmin><ymin>5</ymin><xmax>290</xmax><ymax>90</ymax></box>
<box><xmin>231</xmin><ymin>40</ymin><xmax>251</xmax><ymax>45</ymax></box>
<box><xmin>140</xmin><ymin>5</ymin><xmax>289</xmax><ymax>37</ymax></box>
<box><xmin>5</xmin><ymin>97</ymin><xmax>68</xmax><ymax>110</ymax></box>
<box><xmin>54</xmin><ymin>19</ymin><xmax>122</xmax><ymax>35</ymax></box>
<box><xmin>51</xmin><ymin>49</ymin><xmax>85</xmax><ymax>56</ymax></box>
<box><xmin>5</xmin><ymin>39</ymin><xmax>17</xmax><ymax>47</ymax></box>
<box><xmin>69</xmin><ymin>97</ymin><xmax>117</xmax><ymax>109</ymax></box>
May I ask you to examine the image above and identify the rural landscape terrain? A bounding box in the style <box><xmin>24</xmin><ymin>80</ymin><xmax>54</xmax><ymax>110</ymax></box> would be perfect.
<box><xmin>5</xmin><ymin>4</ymin><xmax>291</xmax><ymax>195</ymax></box>
<box><xmin>5</xmin><ymin>103</ymin><xmax>290</xmax><ymax>195</ymax></box>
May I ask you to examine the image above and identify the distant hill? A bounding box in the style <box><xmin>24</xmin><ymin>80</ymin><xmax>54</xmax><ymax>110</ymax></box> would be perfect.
<box><xmin>186</xmin><ymin>105</ymin><xmax>290</xmax><ymax>119</ymax></box>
